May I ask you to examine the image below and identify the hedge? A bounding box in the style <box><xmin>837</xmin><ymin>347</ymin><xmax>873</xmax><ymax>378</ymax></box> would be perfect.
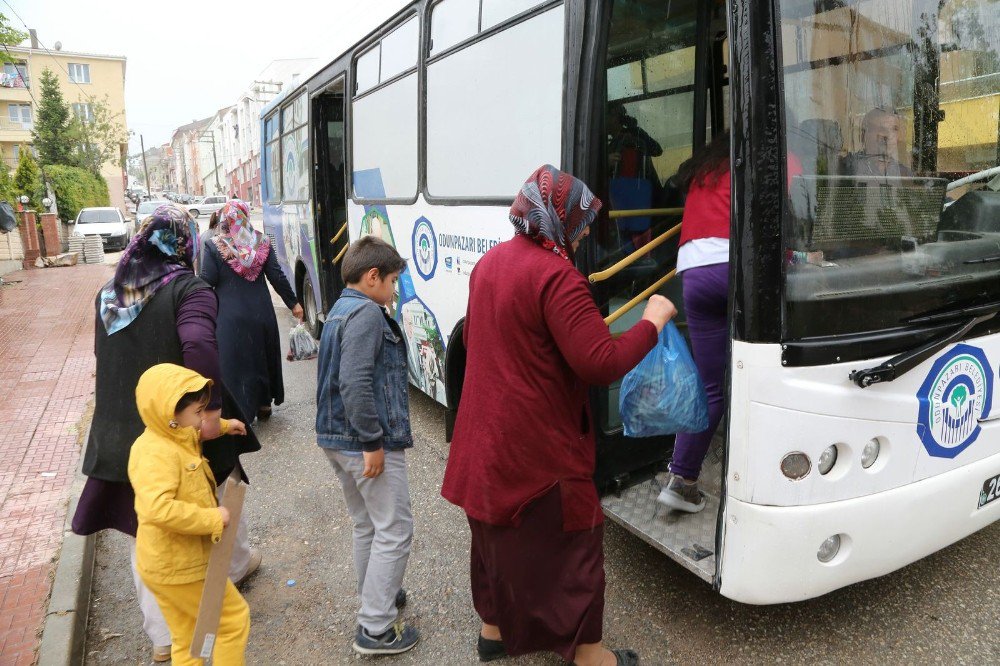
<box><xmin>45</xmin><ymin>164</ymin><xmax>110</xmax><ymax>223</ymax></box>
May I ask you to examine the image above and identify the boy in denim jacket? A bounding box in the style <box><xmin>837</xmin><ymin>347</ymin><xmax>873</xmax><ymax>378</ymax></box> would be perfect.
<box><xmin>316</xmin><ymin>236</ymin><xmax>418</xmax><ymax>655</ymax></box>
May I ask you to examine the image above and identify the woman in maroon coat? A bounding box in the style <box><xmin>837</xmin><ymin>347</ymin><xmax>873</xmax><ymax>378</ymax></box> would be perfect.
<box><xmin>442</xmin><ymin>165</ymin><xmax>676</xmax><ymax>666</ymax></box>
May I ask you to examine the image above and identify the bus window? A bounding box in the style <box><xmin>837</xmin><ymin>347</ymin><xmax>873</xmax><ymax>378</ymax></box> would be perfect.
<box><xmin>281</xmin><ymin>93</ymin><xmax>310</xmax><ymax>202</ymax></box>
<box><xmin>429</xmin><ymin>0</ymin><xmax>478</xmax><ymax>56</ymax></box>
<box><xmin>426</xmin><ymin>4</ymin><xmax>563</xmax><ymax>199</ymax></box>
<box><xmin>264</xmin><ymin>114</ymin><xmax>280</xmax><ymax>203</ymax></box>
<box><xmin>481</xmin><ymin>0</ymin><xmax>546</xmax><ymax>30</ymax></box>
<box><xmin>352</xmin><ymin>16</ymin><xmax>420</xmax><ymax>201</ymax></box>
<box><xmin>780</xmin><ymin>0</ymin><xmax>1000</xmax><ymax>341</ymax></box>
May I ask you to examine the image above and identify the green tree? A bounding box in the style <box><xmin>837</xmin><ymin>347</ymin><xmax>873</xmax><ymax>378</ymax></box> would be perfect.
<box><xmin>0</xmin><ymin>13</ymin><xmax>27</xmax><ymax>61</ymax></box>
<box><xmin>31</xmin><ymin>68</ymin><xmax>75</xmax><ymax>166</ymax></box>
<box><xmin>0</xmin><ymin>164</ymin><xmax>17</xmax><ymax>204</ymax></box>
<box><xmin>13</xmin><ymin>148</ymin><xmax>43</xmax><ymax>210</ymax></box>
<box><xmin>69</xmin><ymin>97</ymin><xmax>128</xmax><ymax>175</ymax></box>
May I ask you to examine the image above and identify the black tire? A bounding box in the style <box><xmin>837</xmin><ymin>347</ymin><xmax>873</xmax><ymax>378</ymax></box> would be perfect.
<box><xmin>302</xmin><ymin>273</ymin><xmax>321</xmax><ymax>338</ymax></box>
<box><xmin>189</xmin><ymin>209</ymin><xmax>200</xmax><ymax>218</ymax></box>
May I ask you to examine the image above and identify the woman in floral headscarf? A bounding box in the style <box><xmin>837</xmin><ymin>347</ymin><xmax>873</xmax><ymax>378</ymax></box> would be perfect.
<box><xmin>200</xmin><ymin>199</ymin><xmax>302</xmax><ymax>422</ymax></box>
<box><xmin>441</xmin><ymin>166</ymin><xmax>676</xmax><ymax>666</ymax></box>
<box><xmin>73</xmin><ymin>203</ymin><xmax>262</xmax><ymax>663</ymax></box>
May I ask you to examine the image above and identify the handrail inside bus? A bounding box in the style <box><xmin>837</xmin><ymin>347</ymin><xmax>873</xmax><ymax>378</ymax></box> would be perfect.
<box><xmin>604</xmin><ymin>269</ymin><xmax>677</xmax><ymax>327</ymax></box>
<box><xmin>589</xmin><ymin>222</ymin><xmax>682</xmax><ymax>284</ymax></box>
<box><xmin>334</xmin><ymin>243</ymin><xmax>349</xmax><ymax>265</ymax></box>
<box><xmin>608</xmin><ymin>207</ymin><xmax>684</xmax><ymax>219</ymax></box>
<box><xmin>330</xmin><ymin>221</ymin><xmax>348</xmax><ymax>245</ymax></box>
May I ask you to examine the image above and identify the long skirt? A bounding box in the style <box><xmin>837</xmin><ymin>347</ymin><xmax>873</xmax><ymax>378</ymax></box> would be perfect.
<box><xmin>467</xmin><ymin>486</ymin><xmax>605</xmax><ymax>661</ymax></box>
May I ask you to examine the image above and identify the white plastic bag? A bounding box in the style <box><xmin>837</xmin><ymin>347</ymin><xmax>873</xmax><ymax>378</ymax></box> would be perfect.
<box><xmin>287</xmin><ymin>323</ymin><xmax>318</xmax><ymax>361</ymax></box>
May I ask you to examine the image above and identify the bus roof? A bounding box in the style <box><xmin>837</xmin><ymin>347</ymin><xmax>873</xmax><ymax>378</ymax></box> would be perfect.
<box><xmin>260</xmin><ymin>0</ymin><xmax>412</xmax><ymax>119</ymax></box>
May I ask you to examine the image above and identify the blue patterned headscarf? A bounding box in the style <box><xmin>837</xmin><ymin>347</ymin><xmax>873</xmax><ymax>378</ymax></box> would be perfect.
<box><xmin>509</xmin><ymin>164</ymin><xmax>602</xmax><ymax>260</ymax></box>
<box><xmin>98</xmin><ymin>204</ymin><xmax>199</xmax><ymax>335</ymax></box>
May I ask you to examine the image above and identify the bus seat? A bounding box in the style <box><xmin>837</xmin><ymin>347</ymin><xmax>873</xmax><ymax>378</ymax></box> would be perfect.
<box><xmin>939</xmin><ymin>190</ymin><xmax>1000</xmax><ymax>235</ymax></box>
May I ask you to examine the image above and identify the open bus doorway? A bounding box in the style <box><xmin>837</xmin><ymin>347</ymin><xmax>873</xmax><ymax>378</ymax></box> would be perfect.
<box><xmin>312</xmin><ymin>78</ymin><xmax>349</xmax><ymax>314</ymax></box>
<box><xmin>588</xmin><ymin>0</ymin><xmax>731</xmax><ymax>583</ymax></box>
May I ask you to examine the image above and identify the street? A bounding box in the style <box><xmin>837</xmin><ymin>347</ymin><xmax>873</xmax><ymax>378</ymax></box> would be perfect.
<box><xmin>82</xmin><ymin>304</ymin><xmax>1000</xmax><ymax>665</ymax></box>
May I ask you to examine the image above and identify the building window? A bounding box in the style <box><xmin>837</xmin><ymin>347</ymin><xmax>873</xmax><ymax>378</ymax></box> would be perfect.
<box><xmin>1</xmin><ymin>62</ymin><xmax>28</xmax><ymax>88</ymax></box>
<box><xmin>68</xmin><ymin>63</ymin><xmax>91</xmax><ymax>84</ymax></box>
<box><xmin>8</xmin><ymin>103</ymin><xmax>32</xmax><ymax>127</ymax></box>
<box><xmin>72</xmin><ymin>103</ymin><xmax>94</xmax><ymax>124</ymax></box>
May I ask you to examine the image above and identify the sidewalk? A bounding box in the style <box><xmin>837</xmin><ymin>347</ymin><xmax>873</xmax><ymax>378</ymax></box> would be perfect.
<box><xmin>0</xmin><ymin>264</ymin><xmax>111</xmax><ymax>665</ymax></box>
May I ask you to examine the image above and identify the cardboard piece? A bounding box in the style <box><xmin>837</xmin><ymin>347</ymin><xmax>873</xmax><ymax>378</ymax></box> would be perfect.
<box><xmin>190</xmin><ymin>474</ymin><xmax>246</xmax><ymax>659</ymax></box>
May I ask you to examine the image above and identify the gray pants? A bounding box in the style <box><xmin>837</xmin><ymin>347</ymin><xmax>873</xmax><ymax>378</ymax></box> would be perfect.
<box><xmin>325</xmin><ymin>449</ymin><xmax>413</xmax><ymax>634</ymax></box>
<box><xmin>130</xmin><ymin>484</ymin><xmax>254</xmax><ymax>648</ymax></box>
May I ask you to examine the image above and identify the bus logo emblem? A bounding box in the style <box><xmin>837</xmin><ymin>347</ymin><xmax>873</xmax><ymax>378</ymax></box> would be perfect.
<box><xmin>411</xmin><ymin>217</ymin><xmax>438</xmax><ymax>281</ymax></box>
<box><xmin>916</xmin><ymin>344</ymin><xmax>993</xmax><ymax>459</ymax></box>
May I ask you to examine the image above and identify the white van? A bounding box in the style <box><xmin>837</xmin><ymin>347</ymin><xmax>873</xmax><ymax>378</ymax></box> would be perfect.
<box><xmin>72</xmin><ymin>207</ymin><xmax>134</xmax><ymax>251</ymax></box>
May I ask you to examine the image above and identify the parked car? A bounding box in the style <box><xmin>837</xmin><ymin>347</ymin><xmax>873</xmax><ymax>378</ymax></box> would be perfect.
<box><xmin>188</xmin><ymin>195</ymin><xmax>227</xmax><ymax>219</ymax></box>
<box><xmin>135</xmin><ymin>200</ymin><xmax>171</xmax><ymax>220</ymax></box>
<box><xmin>72</xmin><ymin>207</ymin><xmax>135</xmax><ymax>251</ymax></box>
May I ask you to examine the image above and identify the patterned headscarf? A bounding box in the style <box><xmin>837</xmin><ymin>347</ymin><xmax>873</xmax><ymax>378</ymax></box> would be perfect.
<box><xmin>99</xmin><ymin>203</ymin><xmax>198</xmax><ymax>335</ymax></box>
<box><xmin>509</xmin><ymin>164</ymin><xmax>602</xmax><ymax>260</ymax></box>
<box><xmin>212</xmin><ymin>200</ymin><xmax>270</xmax><ymax>282</ymax></box>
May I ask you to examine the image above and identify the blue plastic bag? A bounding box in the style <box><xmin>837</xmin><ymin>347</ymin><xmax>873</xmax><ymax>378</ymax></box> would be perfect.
<box><xmin>619</xmin><ymin>322</ymin><xmax>709</xmax><ymax>437</ymax></box>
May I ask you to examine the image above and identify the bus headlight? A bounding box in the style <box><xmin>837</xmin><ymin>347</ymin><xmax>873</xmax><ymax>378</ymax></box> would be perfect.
<box><xmin>817</xmin><ymin>534</ymin><xmax>842</xmax><ymax>563</ymax></box>
<box><xmin>780</xmin><ymin>452</ymin><xmax>811</xmax><ymax>480</ymax></box>
<box><xmin>818</xmin><ymin>445</ymin><xmax>838</xmax><ymax>475</ymax></box>
<box><xmin>861</xmin><ymin>439</ymin><xmax>881</xmax><ymax>469</ymax></box>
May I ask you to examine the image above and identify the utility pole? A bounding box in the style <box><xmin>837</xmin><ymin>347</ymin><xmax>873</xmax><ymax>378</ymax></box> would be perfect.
<box><xmin>211</xmin><ymin>130</ymin><xmax>221</xmax><ymax>194</ymax></box>
<box><xmin>139</xmin><ymin>134</ymin><xmax>152</xmax><ymax>194</ymax></box>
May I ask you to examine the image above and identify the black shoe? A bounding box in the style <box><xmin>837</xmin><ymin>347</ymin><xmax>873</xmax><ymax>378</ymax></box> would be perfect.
<box><xmin>395</xmin><ymin>588</ymin><xmax>407</xmax><ymax>609</ymax></box>
<box><xmin>612</xmin><ymin>649</ymin><xmax>639</xmax><ymax>665</ymax></box>
<box><xmin>571</xmin><ymin>648</ymin><xmax>639</xmax><ymax>666</ymax></box>
<box><xmin>352</xmin><ymin>622</ymin><xmax>420</xmax><ymax>656</ymax></box>
<box><xmin>477</xmin><ymin>634</ymin><xmax>507</xmax><ymax>662</ymax></box>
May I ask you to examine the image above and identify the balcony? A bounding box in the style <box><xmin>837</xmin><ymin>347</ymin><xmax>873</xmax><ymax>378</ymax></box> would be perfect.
<box><xmin>0</xmin><ymin>118</ymin><xmax>33</xmax><ymax>143</ymax></box>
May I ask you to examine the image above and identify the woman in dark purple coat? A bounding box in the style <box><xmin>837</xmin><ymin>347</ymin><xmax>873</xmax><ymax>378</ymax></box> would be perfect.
<box><xmin>72</xmin><ymin>204</ymin><xmax>261</xmax><ymax>663</ymax></box>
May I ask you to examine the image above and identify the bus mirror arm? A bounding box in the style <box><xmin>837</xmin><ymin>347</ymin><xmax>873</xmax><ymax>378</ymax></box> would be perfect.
<box><xmin>849</xmin><ymin>313</ymin><xmax>997</xmax><ymax>388</ymax></box>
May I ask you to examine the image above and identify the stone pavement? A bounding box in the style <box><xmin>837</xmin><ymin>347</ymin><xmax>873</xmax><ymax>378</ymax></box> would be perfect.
<box><xmin>0</xmin><ymin>264</ymin><xmax>111</xmax><ymax>666</ymax></box>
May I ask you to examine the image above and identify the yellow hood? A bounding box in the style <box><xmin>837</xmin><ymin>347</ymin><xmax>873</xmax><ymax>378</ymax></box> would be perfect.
<box><xmin>136</xmin><ymin>363</ymin><xmax>212</xmax><ymax>441</ymax></box>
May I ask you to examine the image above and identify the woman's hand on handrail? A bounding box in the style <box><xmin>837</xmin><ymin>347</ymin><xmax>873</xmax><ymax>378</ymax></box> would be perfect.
<box><xmin>641</xmin><ymin>295</ymin><xmax>677</xmax><ymax>332</ymax></box>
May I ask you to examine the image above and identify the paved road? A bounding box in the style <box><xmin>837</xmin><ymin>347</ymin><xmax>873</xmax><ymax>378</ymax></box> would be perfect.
<box><xmin>84</xmin><ymin>307</ymin><xmax>1000</xmax><ymax>665</ymax></box>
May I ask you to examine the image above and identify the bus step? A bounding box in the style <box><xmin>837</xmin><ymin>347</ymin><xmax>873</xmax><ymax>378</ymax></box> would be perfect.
<box><xmin>601</xmin><ymin>471</ymin><xmax>719</xmax><ymax>583</ymax></box>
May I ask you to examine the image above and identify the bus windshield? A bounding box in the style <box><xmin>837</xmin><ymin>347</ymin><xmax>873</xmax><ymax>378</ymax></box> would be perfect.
<box><xmin>780</xmin><ymin>0</ymin><xmax>1000</xmax><ymax>339</ymax></box>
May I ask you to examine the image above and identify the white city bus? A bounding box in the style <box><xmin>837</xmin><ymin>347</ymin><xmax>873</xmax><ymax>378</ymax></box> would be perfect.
<box><xmin>262</xmin><ymin>0</ymin><xmax>1000</xmax><ymax>603</ymax></box>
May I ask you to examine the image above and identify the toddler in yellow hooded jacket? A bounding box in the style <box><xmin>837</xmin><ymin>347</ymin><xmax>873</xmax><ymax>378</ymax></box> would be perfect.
<box><xmin>128</xmin><ymin>363</ymin><xmax>249</xmax><ymax>665</ymax></box>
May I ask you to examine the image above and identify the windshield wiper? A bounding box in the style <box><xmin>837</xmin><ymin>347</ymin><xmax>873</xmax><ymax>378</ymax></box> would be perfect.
<box><xmin>905</xmin><ymin>300</ymin><xmax>1000</xmax><ymax>325</ymax></box>
<box><xmin>850</xmin><ymin>311</ymin><xmax>999</xmax><ymax>388</ymax></box>
<box><xmin>965</xmin><ymin>255</ymin><xmax>1000</xmax><ymax>265</ymax></box>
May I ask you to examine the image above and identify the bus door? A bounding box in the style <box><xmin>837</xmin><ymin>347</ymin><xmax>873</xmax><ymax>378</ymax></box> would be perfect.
<box><xmin>312</xmin><ymin>77</ymin><xmax>350</xmax><ymax>312</ymax></box>
<box><xmin>584</xmin><ymin>0</ymin><xmax>730</xmax><ymax>583</ymax></box>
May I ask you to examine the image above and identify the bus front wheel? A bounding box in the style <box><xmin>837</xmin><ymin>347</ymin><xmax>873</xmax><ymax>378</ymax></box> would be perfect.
<box><xmin>302</xmin><ymin>273</ymin><xmax>320</xmax><ymax>339</ymax></box>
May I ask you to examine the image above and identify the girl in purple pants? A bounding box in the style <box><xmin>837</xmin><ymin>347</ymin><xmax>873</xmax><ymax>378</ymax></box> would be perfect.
<box><xmin>658</xmin><ymin>132</ymin><xmax>731</xmax><ymax>513</ymax></box>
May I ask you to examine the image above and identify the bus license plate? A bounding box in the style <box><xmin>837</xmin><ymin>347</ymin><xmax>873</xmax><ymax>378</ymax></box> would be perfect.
<box><xmin>979</xmin><ymin>473</ymin><xmax>1000</xmax><ymax>510</ymax></box>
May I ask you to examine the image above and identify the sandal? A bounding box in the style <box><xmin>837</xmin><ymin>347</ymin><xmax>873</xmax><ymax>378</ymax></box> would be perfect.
<box><xmin>477</xmin><ymin>634</ymin><xmax>507</xmax><ymax>662</ymax></box>
<box><xmin>257</xmin><ymin>406</ymin><xmax>272</xmax><ymax>421</ymax></box>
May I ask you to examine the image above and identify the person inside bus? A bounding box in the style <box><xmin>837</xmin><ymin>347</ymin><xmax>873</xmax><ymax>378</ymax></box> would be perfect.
<box><xmin>608</xmin><ymin>105</ymin><xmax>663</xmax><ymax>253</ymax></box>
<box><xmin>657</xmin><ymin>131</ymin><xmax>732</xmax><ymax>514</ymax></box>
<box><xmin>843</xmin><ymin>108</ymin><xmax>913</xmax><ymax>178</ymax></box>
<box><xmin>442</xmin><ymin>165</ymin><xmax>677</xmax><ymax>666</ymax></box>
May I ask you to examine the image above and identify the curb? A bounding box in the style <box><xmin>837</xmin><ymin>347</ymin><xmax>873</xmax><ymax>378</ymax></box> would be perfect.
<box><xmin>38</xmin><ymin>465</ymin><xmax>95</xmax><ymax>665</ymax></box>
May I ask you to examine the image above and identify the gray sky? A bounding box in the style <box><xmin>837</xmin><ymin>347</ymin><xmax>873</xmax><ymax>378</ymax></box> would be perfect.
<box><xmin>7</xmin><ymin>0</ymin><xmax>405</xmax><ymax>154</ymax></box>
